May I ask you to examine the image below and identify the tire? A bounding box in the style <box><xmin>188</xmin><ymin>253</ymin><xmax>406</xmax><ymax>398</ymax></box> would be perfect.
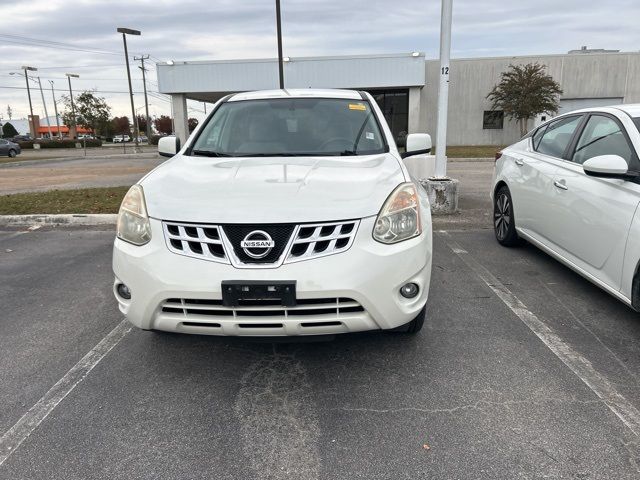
<box><xmin>493</xmin><ymin>185</ymin><xmax>520</xmax><ymax>247</ymax></box>
<box><xmin>395</xmin><ymin>306</ymin><xmax>426</xmax><ymax>334</ymax></box>
<box><xmin>8</xmin><ymin>149</ymin><xmax>16</xmax><ymax>158</ymax></box>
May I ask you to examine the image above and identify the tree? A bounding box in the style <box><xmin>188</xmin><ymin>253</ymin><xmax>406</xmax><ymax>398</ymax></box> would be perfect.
<box><xmin>61</xmin><ymin>90</ymin><xmax>111</xmax><ymax>136</ymax></box>
<box><xmin>2</xmin><ymin>122</ymin><xmax>18</xmax><ymax>138</ymax></box>
<box><xmin>188</xmin><ymin>118</ymin><xmax>199</xmax><ymax>132</ymax></box>
<box><xmin>136</xmin><ymin>115</ymin><xmax>148</xmax><ymax>135</ymax></box>
<box><xmin>486</xmin><ymin>63</ymin><xmax>562</xmax><ymax>136</ymax></box>
<box><xmin>154</xmin><ymin>115</ymin><xmax>173</xmax><ymax>135</ymax></box>
<box><xmin>112</xmin><ymin>116</ymin><xmax>131</xmax><ymax>135</ymax></box>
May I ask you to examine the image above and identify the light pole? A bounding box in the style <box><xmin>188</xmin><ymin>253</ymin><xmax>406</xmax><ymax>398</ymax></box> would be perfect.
<box><xmin>425</xmin><ymin>0</ymin><xmax>458</xmax><ymax>215</ymax></box>
<box><xmin>48</xmin><ymin>80</ymin><xmax>62</xmax><ymax>139</ymax></box>
<box><xmin>65</xmin><ymin>73</ymin><xmax>79</xmax><ymax>139</ymax></box>
<box><xmin>275</xmin><ymin>0</ymin><xmax>284</xmax><ymax>89</ymax></box>
<box><xmin>21</xmin><ymin>66</ymin><xmax>37</xmax><ymax>138</ymax></box>
<box><xmin>34</xmin><ymin>76</ymin><xmax>53</xmax><ymax>140</ymax></box>
<box><xmin>117</xmin><ymin>27</ymin><xmax>141</xmax><ymax>151</ymax></box>
<box><xmin>135</xmin><ymin>55</ymin><xmax>151</xmax><ymax>139</ymax></box>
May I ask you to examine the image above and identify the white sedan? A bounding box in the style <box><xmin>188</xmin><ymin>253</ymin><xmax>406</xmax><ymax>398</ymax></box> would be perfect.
<box><xmin>113</xmin><ymin>89</ymin><xmax>433</xmax><ymax>336</ymax></box>
<box><xmin>492</xmin><ymin>104</ymin><xmax>640</xmax><ymax>310</ymax></box>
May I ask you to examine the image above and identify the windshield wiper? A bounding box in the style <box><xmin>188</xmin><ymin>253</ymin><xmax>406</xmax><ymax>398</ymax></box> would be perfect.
<box><xmin>191</xmin><ymin>150</ymin><xmax>233</xmax><ymax>157</ymax></box>
<box><xmin>339</xmin><ymin>150</ymin><xmax>358</xmax><ymax>156</ymax></box>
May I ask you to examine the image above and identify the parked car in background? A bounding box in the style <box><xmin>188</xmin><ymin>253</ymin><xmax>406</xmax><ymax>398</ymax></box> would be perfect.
<box><xmin>113</xmin><ymin>135</ymin><xmax>131</xmax><ymax>143</ymax></box>
<box><xmin>11</xmin><ymin>134</ymin><xmax>31</xmax><ymax>142</ymax></box>
<box><xmin>0</xmin><ymin>138</ymin><xmax>21</xmax><ymax>157</ymax></box>
<box><xmin>113</xmin><ymin>89</ymin><xmax>434</xmax><ymax>337</ymax></box>
<box><xmin>137</xmin><ymin>135</ymin><xmax>148</xmax><ymax>143</ymax></box>
<box><xmin>78</xmin><ymin>134</ymin><xmax>95</xmax><ymax>140</ymax></box>
<box><xmin>492</xmin><ymin>104</ymin><xmax>640</xmax><ymax>310</ymax></box>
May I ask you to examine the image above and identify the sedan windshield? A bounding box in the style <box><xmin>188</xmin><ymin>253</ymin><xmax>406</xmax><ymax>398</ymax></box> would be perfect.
<box><xmin>190</xmin><ymin>98</ymin><xmax>387</xmax><ymax>157</ymax></box>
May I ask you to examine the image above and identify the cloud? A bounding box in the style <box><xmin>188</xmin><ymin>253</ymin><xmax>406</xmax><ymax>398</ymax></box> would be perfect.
<box><xmin>0</xmin><ymin>0</ymin><xmax>638</xmax><ymax>121</ymax></box>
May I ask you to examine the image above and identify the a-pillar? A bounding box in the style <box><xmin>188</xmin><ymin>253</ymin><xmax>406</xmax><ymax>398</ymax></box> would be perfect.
<box><xmin>171</xmin><ymin>93</ymin><xmax>189</xmax><ymax>148</ymax></box>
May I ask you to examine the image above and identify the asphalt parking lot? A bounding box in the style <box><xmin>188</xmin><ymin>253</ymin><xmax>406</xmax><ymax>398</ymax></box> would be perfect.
<box><xmin>1</xmin><ymin>225</ymin><xmax>639</xmax><ymax>479</ymax></box>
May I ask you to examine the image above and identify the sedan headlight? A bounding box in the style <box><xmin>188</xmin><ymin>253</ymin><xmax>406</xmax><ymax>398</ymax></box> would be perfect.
<box><xmin>117</xmin><ymin>185</ymin><xmax>151</xmax><ymax>245</ymax></box>
<box><xmin>373</xmin><ymin>182</ymin><xmax>422</xmax><ymax>244</ymax></box>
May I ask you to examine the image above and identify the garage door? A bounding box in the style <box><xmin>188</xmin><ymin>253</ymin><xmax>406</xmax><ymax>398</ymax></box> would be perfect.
<box><xmin>558</xmin><ymin>97</ymin><xmax>623</xmax><ymax>115</ymax></box>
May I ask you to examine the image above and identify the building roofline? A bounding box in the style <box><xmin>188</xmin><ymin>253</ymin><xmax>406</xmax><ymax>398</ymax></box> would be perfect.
<box><xmin>156</xmin><ymin>52</ymin><xmax>425</xmax><ymax>67</ymax></box>
<box><xmin>428</xmin><ymin>51</ymin><xmax>640</xmax><ymax>63</ymax></box>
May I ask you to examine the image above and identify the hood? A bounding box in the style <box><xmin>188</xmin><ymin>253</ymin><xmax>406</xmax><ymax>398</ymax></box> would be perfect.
<box><xmin>141</xmin><ymin>153</ymin><xmax>406</xmax><ymax>224</ymax></box>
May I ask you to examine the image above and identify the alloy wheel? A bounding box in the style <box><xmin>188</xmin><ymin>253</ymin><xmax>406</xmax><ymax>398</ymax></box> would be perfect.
<box><xmin>494</xmin><ymin>193</ymin><xmax>511</xmax><ymax>240</ymax></box>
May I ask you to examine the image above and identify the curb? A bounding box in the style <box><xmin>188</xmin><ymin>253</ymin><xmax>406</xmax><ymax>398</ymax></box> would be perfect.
<box><xmin>1</xmin><ymin>152</ymin><xmax>159</xmax><ymax>168</ymax></box>
<box><xmin>0</xmin><ymin>214</ymin><xmax>117</xmax><ymax>227</ymax></box>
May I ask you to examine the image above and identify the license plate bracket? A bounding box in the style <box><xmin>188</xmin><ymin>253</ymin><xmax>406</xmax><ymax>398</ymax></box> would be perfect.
<box><xmin>221</xmin><ymin>280</ymin><xmax>297</xmax><ymax>307</ymax></box>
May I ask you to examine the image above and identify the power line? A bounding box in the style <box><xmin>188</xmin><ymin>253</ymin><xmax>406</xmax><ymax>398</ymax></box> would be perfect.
<box><xmin>0</xmin><ymin>33</ymin><xmax>140</xmax><ymax>58</ymax></box>
<box><xmin>0</xmin><ymin>85</ymin><xmax>147</xmax><ymax>94</ymax></box>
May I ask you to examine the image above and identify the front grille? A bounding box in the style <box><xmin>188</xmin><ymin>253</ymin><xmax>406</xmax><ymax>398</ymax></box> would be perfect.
<box><xmin>287</xmin><ymin>220</ymin><xmax>359</xmax><ymax>262</ymax></box>
<box><xmin>162</xmin><ymin>219</ymin><xmax>360</xmax><ymax>267</ymax></box>
<box><xmin>163</xmin><ymin>222</ymin><xmax>228</xmax><ymax>264</ymax></box>
<box><xmin>160</xmin><ymin>297</ymin><xmax>365</xmax><ymax>320</ymax></box>
<box><xmin>221</xmin><ymin>224</ymin><xmax>295</xmax><ymax>264</ymax></box>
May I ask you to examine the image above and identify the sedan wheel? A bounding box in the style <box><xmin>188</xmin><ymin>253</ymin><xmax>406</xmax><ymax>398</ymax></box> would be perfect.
<box><xmin>493</xmin><ymin>186</ymin><xmax>520</xmax><ymax>246</ymax></box>
<box><xmin>8</xmin><ymin>149</ymin><xmax>16</xmax><ymax>158</ymax></box>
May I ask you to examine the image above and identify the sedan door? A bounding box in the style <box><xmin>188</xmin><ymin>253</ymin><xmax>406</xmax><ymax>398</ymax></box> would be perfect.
<box><xmin>0</xmin><ymin>139</ymin><xmax>8</xmax><ymax>155</ymax></box>
<box><xmin>510</xmin><ymin>115</ymin><xmax>584</xmax><ymax>241</ymax></box>
<box><xmin>548</xmin><ymin>113</ymin><xmax>640</xmax><ymax>291</ymax></box>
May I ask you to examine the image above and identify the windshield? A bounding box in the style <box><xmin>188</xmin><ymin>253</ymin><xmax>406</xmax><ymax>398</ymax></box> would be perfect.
<box><xmin>190</xmin><ymin>98</ymin><xmax>387</xmax><ymax>157</ymax></box>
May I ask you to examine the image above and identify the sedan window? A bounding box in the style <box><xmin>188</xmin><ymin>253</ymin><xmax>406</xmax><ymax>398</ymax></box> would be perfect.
<box><xmin>572</xmin><ymin>115</ymin><xmax>634</xmax><ymax>166</ymax></box>
<box><xmin>535</xmin><ymin>116</ymin><xmax>582</xmax><ymax>158</ymax></box>
<box><xmin>0</xmin><ymin>140</ymin><xmax>7</xmax><ymax>145</ymax></box>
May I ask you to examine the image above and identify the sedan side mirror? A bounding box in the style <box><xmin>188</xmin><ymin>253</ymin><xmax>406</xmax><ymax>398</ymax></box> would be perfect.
<box><xmin>582</xmin><ymin>155</ymin><xmax>630</xmax><ymax>178</ymax></box>
<box><xmin>401</xmin><ymin>133</ymin><xmax>432</xmax><ymax>159</ymax></box>
<box><xmin>158</xmin><ymin>136</ymin><xmax>180</xmax><ymax>158</ymax></box>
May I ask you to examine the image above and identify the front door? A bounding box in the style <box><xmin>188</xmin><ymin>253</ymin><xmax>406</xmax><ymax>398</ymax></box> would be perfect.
<box><xmin>549</xmin><ymin>113</ymin><xmax>640</xmax><ymax>291</ymax></box>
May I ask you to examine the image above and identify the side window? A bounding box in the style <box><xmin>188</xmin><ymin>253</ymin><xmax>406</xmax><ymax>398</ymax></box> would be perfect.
<box><xmin>572</xmin><ymin>115</ymin><xmax>634</xmax><ymax>166</ymax></box>
<box><xmin>532</xmin><ymin>126</ymin><xmax>546</xmax><ymax>150</ymax></box>
<box><xmin>535</xmin><ymin>116</ymin><xmax>582</xmax><ymax>158</ymax></box>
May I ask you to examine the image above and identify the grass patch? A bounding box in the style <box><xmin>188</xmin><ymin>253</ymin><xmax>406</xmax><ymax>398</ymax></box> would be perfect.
<box><xmin>445</xmin><ymin>145</ymin><xmax>506</xmax><ymax>158</ymax></box>
<box><xmin>0</xmin><ymin>187</ymin><xmax>129</xmax><ymax>215</ymax></box>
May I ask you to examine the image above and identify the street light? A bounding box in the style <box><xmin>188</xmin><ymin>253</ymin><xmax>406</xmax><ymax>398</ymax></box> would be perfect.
<box><xmin>65</xmin><ymin>74</ymin><xmax>79</xmax><ymax>139</ymax></box>
<box><xmin>117</xmin><ymin>27</ymin><xmax>141</xmax><ymax>151</ymax></box>
<box><xmin>48</xmin><ymin>80</ymin><xmax>62</xmax><ymax>139</ymax></box>
<box><xmin>21</xmin><ymin>66</ymin><xmax>37</xmax><ymax>137</ymax></box>
<box><xmin>275</xmin><ymin>0</ymin><xmax>284</xmax><ymax>89</ymax></box>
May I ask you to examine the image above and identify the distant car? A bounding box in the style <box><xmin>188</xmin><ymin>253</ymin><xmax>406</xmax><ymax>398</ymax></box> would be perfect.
<box><xmin>113</xmin><ymin>135</ymin><xmax>131</xmax><ymax>143</ymax></box>
<box><xmin>78</xmin><ymin>134</ymin><xmax>94</xmax><ymax>140</ymax></box>
<box><xmin>492</xmin><ymin>104</ymin><xmax>640</xmax><ymax>310</ymax></box>
<box><xmin>0</xmin><ymin>138</ymin><xmax>21</xmax><ymax>158</ymax></box>
<box><xmin>137</xmin><ymin>136</ymin><xmax>148</xmax><ymax>143</ymax></box>
<box><xmin>11</xmin><ymin>135</ymin><xmax>31</xmax><ymax>142</ymax></box>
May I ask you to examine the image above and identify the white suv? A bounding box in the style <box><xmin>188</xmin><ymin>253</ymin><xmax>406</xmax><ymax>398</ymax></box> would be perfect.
<box><xmin>113</xmin><ymin>89</ymin><xmax>433</xmax><ymax>336</ymax></box>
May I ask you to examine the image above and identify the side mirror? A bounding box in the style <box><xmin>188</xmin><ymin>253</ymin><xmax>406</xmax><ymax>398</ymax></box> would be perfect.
<box><xmin>401</xmin><ymin>133</ymin><xmax>432</xmax><ymax>159</ymax></box>
<box><xmin>582</xmin><ymin>155</ymin><xmax>629</xmax><ymax>178</ymax></box>
<box><xmin>158</xmin><ymin>136</ymin><xmax>180</xmax><ymax>158</ymax></box>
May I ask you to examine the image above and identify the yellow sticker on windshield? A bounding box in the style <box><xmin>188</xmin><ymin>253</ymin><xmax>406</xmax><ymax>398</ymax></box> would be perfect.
<box><xmin>348</xmin><ymin>103</ymin><xmax>367</xmax><ymax>111</ymax></box>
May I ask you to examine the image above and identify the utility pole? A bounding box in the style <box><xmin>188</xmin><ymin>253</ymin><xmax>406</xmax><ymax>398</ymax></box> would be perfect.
<box><xmin>275</xmin><ymin>0</ymin><xmax>285</xmax><ymax>89</ymax></box>
<box><xmin>117</xmin><ymin>27</ymin><xmax>141</xmax><ymax>152</ymax></box>
<box><xmin>65</xmin><ymin>73</ymin><xmax>79</xmax><ymax>139</ymax></box>
<box><xmin>36</xmin><ymin>76</ymin><xmax>53</xmax><ymax>140</ymax></box>
<box><xmin>21</xmin><ymin>66</ymin><xmax>37</xmax><ymax>138</ymax></box>
<box><xmin>48</xmin><ymin>80</ymin><xmax>62</xmax><ymax>139</ymax></box>
<box><xmin>135</xmin><ymin>55</ymin><xmax>151</xmax><ymax>139</ymax></box>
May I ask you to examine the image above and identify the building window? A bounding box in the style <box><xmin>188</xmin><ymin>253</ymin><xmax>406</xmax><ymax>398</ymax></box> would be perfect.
<box><xmin>483</xmin><ymin>110</ymin><xmax>504</xmax><ymax>129</ymax></box>
<box><xmin>365</xmin><ymin>89</ymin><xmax>409</xmax><ymax>146</ymax></box>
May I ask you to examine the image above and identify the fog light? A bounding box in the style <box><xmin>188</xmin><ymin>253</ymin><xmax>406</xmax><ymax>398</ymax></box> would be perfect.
<box><xmin>400</xmin><ymin>282</ymin><xmax>419</xmax><ymax>299</ymax></box>
<box><xmin>117</xmin><ymin>283</ymin><xmax>131</xmax><ymax>300</ymax></box>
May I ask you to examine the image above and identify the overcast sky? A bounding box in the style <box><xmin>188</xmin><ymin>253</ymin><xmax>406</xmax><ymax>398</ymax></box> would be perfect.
<box><xmin>1</xmin><ymin>0</ymin><xmax>638</xmax><ymax>124</ymax></box>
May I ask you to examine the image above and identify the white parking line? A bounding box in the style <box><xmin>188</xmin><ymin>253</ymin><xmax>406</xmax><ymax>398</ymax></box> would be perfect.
<box><xmin>440</xmin><ymin>232</ymin><xmax>640</xmax><ymax>437</ymax></box>
<box><xmin>0</xmin><ymin>319</ymin><xmax>131</xmax><ymax>467</ymax></box>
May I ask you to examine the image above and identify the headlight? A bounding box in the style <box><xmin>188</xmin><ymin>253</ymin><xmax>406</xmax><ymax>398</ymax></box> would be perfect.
<box><xmin>373</xmin><ymin>182</ymin><xmax>422</xmax><ymax>244</ymax></box>
<box><xmin>117</xmin><ymin>184</ymin><xmax>151</xmax><ymax>245</ymax></box>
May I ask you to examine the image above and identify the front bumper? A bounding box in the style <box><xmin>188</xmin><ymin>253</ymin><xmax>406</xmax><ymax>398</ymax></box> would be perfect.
<box><xmin>112</xmin><ymin>216</ymin><xmax>432</xmax><ymax>336</ymax></box>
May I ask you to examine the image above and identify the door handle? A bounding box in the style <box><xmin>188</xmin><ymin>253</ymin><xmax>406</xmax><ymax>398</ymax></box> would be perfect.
<box><xmin>554</xmin><ymin>180</ymin><xmax>568</xmax><ymax>191</ymax></box>
<box><xmin>515</xmin><ymin>159</ymin><xmax>524</xmax><ymax>166</ymax></box>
